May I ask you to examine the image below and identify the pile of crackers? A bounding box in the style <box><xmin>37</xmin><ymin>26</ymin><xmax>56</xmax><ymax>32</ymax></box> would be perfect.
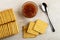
<box><xmin>23</xmin><ymin>19</ymin><xmax>48</xmax><ymax>38</ymax></box>
<box><xmin>0</xmin><ymin>9</ymin><xmax>19</xmax><ymax>39</ymax></box>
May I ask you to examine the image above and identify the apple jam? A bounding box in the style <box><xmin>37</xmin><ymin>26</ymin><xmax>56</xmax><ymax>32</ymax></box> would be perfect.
<box><xmin>22</xmin><ymin>1</ymin><xmax>38</xmax><ymax>18</ymax></box>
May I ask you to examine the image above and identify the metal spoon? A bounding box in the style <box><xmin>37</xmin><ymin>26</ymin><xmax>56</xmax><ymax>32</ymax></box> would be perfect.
<box><xmin>40</xmin><ymin>2</ymin><xmax>55</xmax><ymax>32</ymax></box>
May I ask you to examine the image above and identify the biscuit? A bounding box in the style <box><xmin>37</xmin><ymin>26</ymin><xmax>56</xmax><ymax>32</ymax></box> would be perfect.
<box><xmin>27</xmin><ymin>22</ymin><xmax>39</xmax><ymax>35</ymax></box>
<box><xmin>0</xmin><ymin>9</ymin><xmax>19</xmax><ymax>39</ymax></box>
<box><xmin>33</xmin><ymin>19</ymin><xmax>48</xmax><ymax>34</ymax></box>
<box><xmin>23</xmin><ymin>25</ymin><xmax>36</xmax><ymax>38</ymax></box>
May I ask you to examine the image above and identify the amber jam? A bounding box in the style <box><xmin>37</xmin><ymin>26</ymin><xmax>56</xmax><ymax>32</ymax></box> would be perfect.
<box><xmin>22</xmin><ymin>1</ymin><xmax>38</xmax><ymax>18</ymax></box>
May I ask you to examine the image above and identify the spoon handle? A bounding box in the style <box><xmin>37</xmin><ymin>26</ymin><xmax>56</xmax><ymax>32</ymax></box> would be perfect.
<box><xmin>47</xmin><ymin>14</ymin><xmax>55</xmax><ymax>32</ymax></box>
<box><xmin>46</xmin><ymin>10</ymin><xmax>55</xmax><ymax>32</ymax></box>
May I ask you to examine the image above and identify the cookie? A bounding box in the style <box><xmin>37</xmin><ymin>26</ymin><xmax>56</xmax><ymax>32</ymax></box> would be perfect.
<box><xmin>23</xmin><ymin>25</ymin><xmax>36</xmax><ymax>38</ymax></box>
<box><xmin>33</xmin><ymin>19</ymin><xmax>48</xmax><ymax>34</ymax></box>
<box><xmin>27</xmin><ymin>22</ymin><xmax>39</xmax><ymax>35</ymax></box>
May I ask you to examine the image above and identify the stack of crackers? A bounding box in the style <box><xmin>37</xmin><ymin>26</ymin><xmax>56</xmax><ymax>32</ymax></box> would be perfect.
<box><xmin>0</xmin><ymin>9</ymin><xmax>19</xmax><ymax>39</ymax></box>
<box><xmin>23</xmin><ymin>19</ymin><xmax>48</xmax><ymax>38</ymax></box>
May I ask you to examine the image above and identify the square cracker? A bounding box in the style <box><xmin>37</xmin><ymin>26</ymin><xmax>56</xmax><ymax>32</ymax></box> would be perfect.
<box><xmin>23</xmin><ymin>25</ymin><xmax>36</xmax><ymax>38</ymax></box>
<box><xmin>27</xmin><ymin>22</ymin><xmax>39</xmax><ymax>36</ymax></box>
<box><xmin>0</xmin><ymin>9</ymin><xmax>16</xmax><ymax>25</ymax></box>
<box><xmin>7</xmin><ymin>21</ymin><xmax>19</xmax><ymax>35</ymax></box>
<box><xmin>33</xmin><ymin>19</ymin><xmax>48</xmax><ymax>34</ymax></box>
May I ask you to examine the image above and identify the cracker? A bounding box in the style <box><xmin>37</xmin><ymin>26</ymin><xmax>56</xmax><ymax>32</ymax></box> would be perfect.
<box><xmin>33</xmin><ymin>19</ymin><xmax>48</xmax><ymax>34</ymax></box>
<box><xmin>27</xmin><ymin>22</ymin><xmax>39</xmax><ymax>35</ymax></box>
<box><xmin>23</xmin><ymin>25</ymin><xmax>36</xmax><ymax>38</ymax></box>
